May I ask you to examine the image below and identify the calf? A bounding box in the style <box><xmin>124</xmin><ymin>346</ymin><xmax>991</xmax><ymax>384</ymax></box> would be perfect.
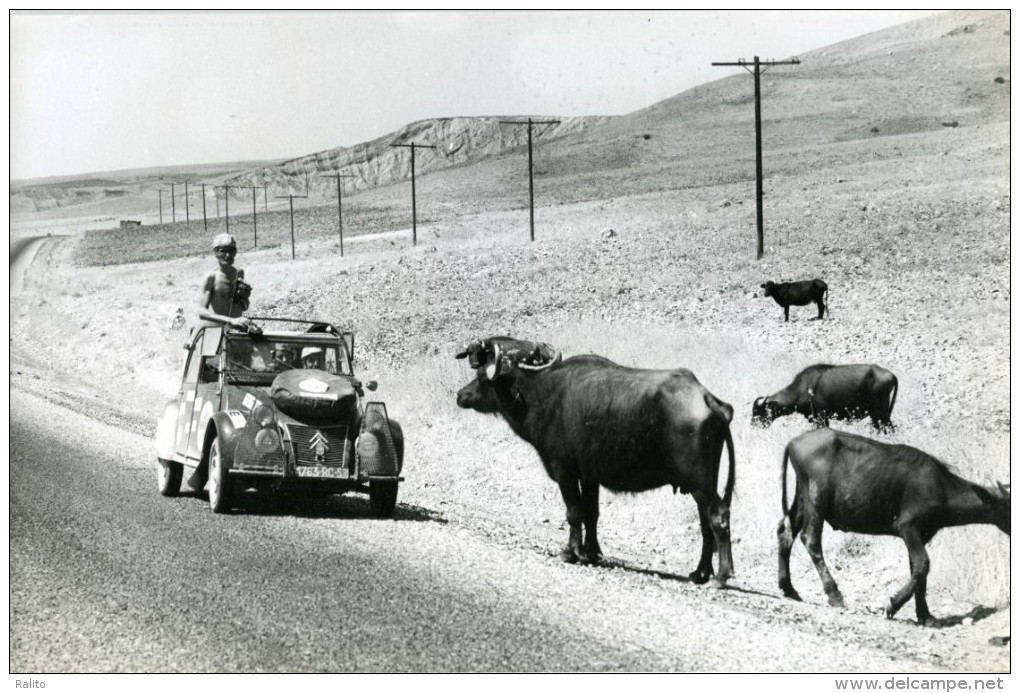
<box><xmin>761</xmin><ymin>279</ymin><xmax>828</xmax><ymax>322</ymax></box>
<box><xmin>777</xmin><ymin>428</ymin><xmax>1010</xmax><ymax>626</ymax></box>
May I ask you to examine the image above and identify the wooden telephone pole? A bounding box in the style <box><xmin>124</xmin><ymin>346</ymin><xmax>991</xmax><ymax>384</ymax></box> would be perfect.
<box><xmin>500</xmin><ymin>118</ymin><xmax>561</xmax><ymax>241</ymax></box>
<box><xmin>275</xmin><ymin>193</ymin><xmax>308</xmax><ymax>259</ymax></box>
<box><xmin>197</xmin><ymin>183</ymin><xmax>210</xmax><ymax>231</ymax></box>
<box><xmin>218</xmin><ymin>184</ymin><xmax>243</xmax><ymax>235</ymax></box>
<box><xmin>183</xmin><ymin>181</ymin><xmax>191</xmax><ymax>226</ymax></box>
<box><xmin>251</xmin><ymin>185</ymin><xmax>260</xmax><ymax>248</ymax></box>
<box><xmin>321</xmin><ymin>172</ymin><xmax>356</xmax><ymax>256</ymax></box>
<box><xmin>389</xmin><ymin>141</ymin><xmax>436</xmax><ymax>246</ymax></box>
<box><xmin>712</xmin><ymin>56</ymin><xmax>800</xmax><ymax>259</ymax></box>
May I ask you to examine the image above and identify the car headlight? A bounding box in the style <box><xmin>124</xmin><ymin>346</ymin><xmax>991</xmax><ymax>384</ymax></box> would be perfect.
<box><xmin>253</xmin><ymin>404</ymin><xmax>275</xmax><ymax>427</ymax></box>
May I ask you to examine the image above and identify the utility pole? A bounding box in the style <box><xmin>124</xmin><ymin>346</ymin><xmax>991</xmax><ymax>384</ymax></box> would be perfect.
<box><xmin>275</xmin><ymin>194</ymin><xmax>308</xmax><ymax>259</ymax></box>
<box><xmin>321</xmin><ymin>172</ymin><xmax>356</xmax><ymax>256</ymax></box>
<box><xmin>389</xmin><ymin>141</ymin><xmax>437</xmax><ymax>246</ymax></box>
<box><xmin>499</xmin><ymin>117</ymin><xmax>560</xmax><ymax>241</ymax></box>
<box><xmin>219</xmin><ymin>184</ymin><xmax>242</xmax><ymax>235</ymax></box>
<box><xmin>198</xmin><ymin>183</ymin><xmax>209</xmax><ymax>231</ymax></box>
<box><xmin>251</xmin><ymin>185</ymin><xmax>259</xmax><ymax>248</ymax></box>
<box><xmin>712</xmin><ymin>55</ymin><xmax>800</xmax><ymax>259</ymax></box>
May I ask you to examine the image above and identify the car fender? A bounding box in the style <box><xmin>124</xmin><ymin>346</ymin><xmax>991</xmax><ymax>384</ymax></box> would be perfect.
<box><xmin>204</xmin><ymin>411</ymin><xmax>243</xmax><ymax>467</ymax></box>
<box><xmin>154</xmin><ymin>400</ymin><xmax>180</xmax><ymax>460</ymax></box>
<box><xmin>356</xmin><ymin>402</ymin><xmax>403</xmax><ymax>476</ymax></box>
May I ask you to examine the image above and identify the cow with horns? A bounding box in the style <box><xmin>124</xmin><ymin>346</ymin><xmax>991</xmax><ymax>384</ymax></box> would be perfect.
<box><xmin>752</xmin><ymin>364</ymin><xmax>898</xmax><ymax>432</ymax></box>
<box><xmin>778</xmin><ymin>428</ymin><xmax>1010</xmax><ymax>626</ymax></box>
<box><xmin>455</xmin><ymin>337</ymin><xmax>737</xmax><ymax>587</ymax></box>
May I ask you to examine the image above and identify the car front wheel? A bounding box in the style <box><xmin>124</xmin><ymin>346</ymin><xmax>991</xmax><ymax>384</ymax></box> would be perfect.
<box><xmin>207</xmin><ymin>436</ymin><xmax>233</xmax><ymax>514</ymax></box>
<box><xmin>157</xmin><ymin>458</ymin><xmax>183</xmax><ymax>497</ymax></box>
<box><xmin>369</xmin><ymin>480</ymin><xmax>398</xmax><ymax>517</ymax></box>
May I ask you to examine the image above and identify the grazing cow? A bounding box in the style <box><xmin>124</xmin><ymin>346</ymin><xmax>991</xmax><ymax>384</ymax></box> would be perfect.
<box><xmin>777</xmin><ymin>428</ymin><xmax>1010</xmax><ymax>626</ymax></box>
<box><xmin>752</xmin><ymin>364</ymin><xmax>898</xmax><ymax>432</ymax></box>
<box><xmin>455</xmin><ymin>337</ymin><xmax>736</xmax><ymax>586</ymax></box>
<box><xmin>761</xmin><ymin>279</ymin><xmax>828</xmax><ymax>322</ymax></box>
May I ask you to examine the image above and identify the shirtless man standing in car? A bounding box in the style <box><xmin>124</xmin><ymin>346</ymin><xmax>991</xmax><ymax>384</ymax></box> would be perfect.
<box><xmin>198</xmin><ymin>233</ymin><xmax>259</xmax><ymax>332</ymax></box>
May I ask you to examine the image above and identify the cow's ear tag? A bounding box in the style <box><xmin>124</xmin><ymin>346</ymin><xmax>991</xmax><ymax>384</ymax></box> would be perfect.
<box><xmin>485</xmin><ymin>363</ymin><xmax>499</xmax><ymax>381</ymax></box>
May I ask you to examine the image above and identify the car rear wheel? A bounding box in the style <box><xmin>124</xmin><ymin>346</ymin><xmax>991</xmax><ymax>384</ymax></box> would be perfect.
<box><xmin>369</xmin><ymin>480</ymin><xmax>398</xmax><ymax>517</ymax></box>
<box><xmin>157</xmin><ymin>458</ymin><xmax>183</xmax><ymax>497</ymax></box>
<box><xmin>207</xmin><ymin>436</ymin><xmax>233</xmax><ymax>514</ymax></box>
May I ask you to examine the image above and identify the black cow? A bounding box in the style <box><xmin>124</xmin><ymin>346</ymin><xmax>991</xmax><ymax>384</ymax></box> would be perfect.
<box><xmin>761</xmin><ymin>279</ymin><xmax>828</xmax><ymax>322</ymax></box>
<box><xmin>752</xmin><ymin>364</ymin><xmax>898</xmax><ymax>432</ymax></box>
<box><xmin>777</xmin><ymin>428</ymin><xmax>1010</xmax><ymax>626</ymax></box>
<box><xmin>455</xmin><ymin>337</ymin><xmax>736</xmax><ymax>586</ymax></box>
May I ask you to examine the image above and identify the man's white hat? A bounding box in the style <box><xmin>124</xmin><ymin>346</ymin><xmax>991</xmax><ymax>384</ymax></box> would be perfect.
<box><xmin>212</xmin><ymin>233</ymin><xmax>237</xmax><ymax>249</ymax></box>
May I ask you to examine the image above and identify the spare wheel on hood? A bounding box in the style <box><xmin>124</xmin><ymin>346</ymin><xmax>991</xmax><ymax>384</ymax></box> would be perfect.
<box><xmin>270</xmin><ymin>369</ymin><xmax>358</xmax><ymax>422</ymax></box>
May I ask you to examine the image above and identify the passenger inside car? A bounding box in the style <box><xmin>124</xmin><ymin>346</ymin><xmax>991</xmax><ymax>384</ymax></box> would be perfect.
<box><xmin>301</xmin><ymin>347</ymin><xmax>325</xmax><ymax>370</ymax></box>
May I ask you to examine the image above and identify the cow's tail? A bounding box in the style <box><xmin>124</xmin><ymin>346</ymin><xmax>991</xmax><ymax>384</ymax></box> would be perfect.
<box><xmin>780</xmin><ymin>443</ymin><xmax>792</xmax><ymax>531</ymax></box>
<box><xmin>704</xmin><ymin>394</ymin><xmax>736</xmax><ymax>504</ymax></box>
<box><xmin>722</xmin><ymin>424</ymin><xmax>736</xmax><ymax>505</ymax></box>
<box><xmin>888</xmin><ymin>374</ymin><xmax>899</xmax><ymax>417</ymax></box>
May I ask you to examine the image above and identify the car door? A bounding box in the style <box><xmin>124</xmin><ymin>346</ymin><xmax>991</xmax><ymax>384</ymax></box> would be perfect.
<box><xmin>175</xmin><ymin>329</ymin><xmax>206</xmax><ymax>459</ymax></box>
<box><xmin>185</xmin><ymin>327</ymin><xmax>223</xmax><ymax>461</ymax></box>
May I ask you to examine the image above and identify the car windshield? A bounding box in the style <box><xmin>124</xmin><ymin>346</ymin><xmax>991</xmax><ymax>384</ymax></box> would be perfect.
<box><xmin>225</xmin><ymin>337</ymin><xmax>348</xmax><ymax>376</ymax></box>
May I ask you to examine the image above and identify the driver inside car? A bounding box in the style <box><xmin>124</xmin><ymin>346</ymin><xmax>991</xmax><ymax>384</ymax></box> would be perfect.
<box><xmin>271</xmin><ymin>345</ymin><xmax>298</xmax><ymax>371</ymax></box>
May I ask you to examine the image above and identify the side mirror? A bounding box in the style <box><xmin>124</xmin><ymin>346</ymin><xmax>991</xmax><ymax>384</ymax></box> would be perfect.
<box><xmin>366</xmin><ymin>381</ymin><xmax>378</xmax><ymax>392</ymax></box>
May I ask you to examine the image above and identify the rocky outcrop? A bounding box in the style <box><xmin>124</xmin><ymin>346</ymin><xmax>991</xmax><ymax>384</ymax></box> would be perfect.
<box><xmin>227</xmin><ymin>115</ymin><xmax>611</xmax><ymax>195</ymax></box>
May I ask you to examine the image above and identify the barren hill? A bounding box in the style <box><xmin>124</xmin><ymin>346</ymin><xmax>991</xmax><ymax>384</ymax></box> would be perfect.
<box><xmin>9</xmin><ymin>116</ymin><xmax>608</xmax><ymax>219</ymax></box>
<box><xmin>11</xmin><ymin>10</ymin><xmax>1007</xmax><ymax>238</ymax></box>
<box><xmin>230</xmin><ymin>115</ymin><xmax>611</xmax><ymax>196</ymax></box>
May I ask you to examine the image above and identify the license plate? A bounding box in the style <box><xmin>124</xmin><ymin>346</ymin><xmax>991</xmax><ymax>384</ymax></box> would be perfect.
<box><xmin>296</xmin><ymin>466</ymin><xmax>349</xmax><ymax>479</ymax></box>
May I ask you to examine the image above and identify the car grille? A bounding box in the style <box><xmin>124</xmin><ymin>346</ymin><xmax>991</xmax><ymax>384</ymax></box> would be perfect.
<box><xmin>285</xmin><ymin>424</ymin><xmax>350</xmax><ymax>468</ymax></box>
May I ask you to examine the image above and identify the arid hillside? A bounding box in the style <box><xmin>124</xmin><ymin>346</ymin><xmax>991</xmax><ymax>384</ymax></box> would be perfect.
<box><xmin>9</xmin><ymin>10</ymin><xmax>1010</xmax><ymax>670</ymax></box>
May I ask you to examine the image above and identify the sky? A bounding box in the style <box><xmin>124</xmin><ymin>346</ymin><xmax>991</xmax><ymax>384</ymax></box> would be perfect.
<box><xmin>10</xmin><ymin>10</ymin><xmax>939</xmax><ymax>181</ymax></box>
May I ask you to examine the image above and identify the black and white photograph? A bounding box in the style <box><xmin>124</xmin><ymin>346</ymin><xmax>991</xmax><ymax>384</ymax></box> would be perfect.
<box><xmin>9</xmin><ymin>9</ymin><xmax>1010</xmax><ymax>680</ymax></box>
